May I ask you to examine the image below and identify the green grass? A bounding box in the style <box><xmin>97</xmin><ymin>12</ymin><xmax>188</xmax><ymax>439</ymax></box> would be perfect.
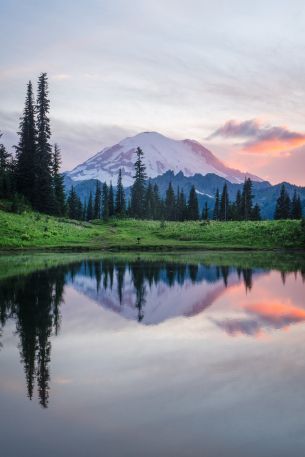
<box><xmin>0</xmin><ymin>209</ymin><xmax>304</xmax><ymax>250</ymax></box>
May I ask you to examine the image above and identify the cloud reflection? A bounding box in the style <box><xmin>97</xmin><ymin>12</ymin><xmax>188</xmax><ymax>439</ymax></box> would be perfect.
<box><xmin>213</xmin><ymin>301</ymin><xmax>305</xmax><ymax>337</ymax></box>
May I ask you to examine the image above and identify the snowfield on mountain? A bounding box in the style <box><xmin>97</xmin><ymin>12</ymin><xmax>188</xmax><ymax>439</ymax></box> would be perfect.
<box><xmin>67</xmin><ymin>131</ymin><xmax>263</xmax><ymax>185</ymax></box>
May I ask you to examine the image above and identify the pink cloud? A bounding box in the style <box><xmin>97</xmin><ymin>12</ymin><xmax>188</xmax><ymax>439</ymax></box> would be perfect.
<box><xmin>208</xmin><ymin>119</ymin><xmax>305</xmax><ymax>155</ymax></box>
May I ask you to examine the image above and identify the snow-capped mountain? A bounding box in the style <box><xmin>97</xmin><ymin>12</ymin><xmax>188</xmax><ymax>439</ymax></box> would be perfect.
<box><xmin>67</xmin><ymin>131</ymin><xmax>263</xmax><ymax>185</ymax></box>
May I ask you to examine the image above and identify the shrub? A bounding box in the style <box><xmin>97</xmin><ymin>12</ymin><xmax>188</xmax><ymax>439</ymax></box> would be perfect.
<box><xmin>301</xmin><ymin>219</ymin><xmax>305</xmax><ymax>243</ymax></box>
<box><xmin>10</xmin><ymin>194</ymin><xmax>30</xmax><ymax>214</ymax></box>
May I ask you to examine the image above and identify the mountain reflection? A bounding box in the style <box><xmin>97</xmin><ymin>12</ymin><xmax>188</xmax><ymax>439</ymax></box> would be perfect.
<box><xmin>0</xmin><ymin>257</ymin><xmax>305</xmax><ymax>407</ymax></box>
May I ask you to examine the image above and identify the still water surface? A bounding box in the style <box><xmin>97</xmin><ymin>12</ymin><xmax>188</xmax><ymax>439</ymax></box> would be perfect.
<box><xmin>1</xmin><ymin>252</ymin><xmax>305</xmax><ymax>457</ymax></box>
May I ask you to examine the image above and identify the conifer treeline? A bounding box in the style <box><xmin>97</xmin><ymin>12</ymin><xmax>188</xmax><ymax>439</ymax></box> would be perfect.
<box><xmin>212</xmin><ymin>179</ymin><xmax>261</xmax><ymax>221</ymax></box>
<box><xmin>0</xmin><ymin>73</ymin><xmax>65</xmax><ymax>215</ymax></box>
<box><xmin>274</xmin><ymin>184</ymin><xmax>302</xmax><ymax>219</ymax></box>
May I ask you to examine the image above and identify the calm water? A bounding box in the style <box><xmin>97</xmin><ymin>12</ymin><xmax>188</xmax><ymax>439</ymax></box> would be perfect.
<box><xmin>1</xmin><ymin>252</ymin><xmax>305</xmax><ymax>457</ymax></box>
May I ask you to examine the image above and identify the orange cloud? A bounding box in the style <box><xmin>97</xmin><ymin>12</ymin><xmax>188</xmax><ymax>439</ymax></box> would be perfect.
<box><xmin>208</xmin><ymin>119</ymin><xmax>305</xmax><ymax>155</ymax></box>
<box><xmin>242</xmin><ymin>137</ymin><xmax>305</xmax><ymax>154</ymax></box>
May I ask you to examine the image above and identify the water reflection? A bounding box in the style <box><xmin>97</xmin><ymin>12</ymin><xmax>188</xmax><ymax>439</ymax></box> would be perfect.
<box><xmin>0</xmin><ymin>256</ymin><xmax>305</xmax><ymax>409</ymax></box>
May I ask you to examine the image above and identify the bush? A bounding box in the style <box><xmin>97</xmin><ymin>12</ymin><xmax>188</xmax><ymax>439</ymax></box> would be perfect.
<box><xmin>301</xmin><ymin>219</ymin><xmax>305</xmax><ymax>243</ymax></box>
<box><xmin>10</xmin><ymin>194</ymin><xmax>30</xmax><ymax>214</ymax></box>
<box><xmin>159</xmin><ymin>219</ymin><xmax>166</xmax><ymax>229</ymax></box>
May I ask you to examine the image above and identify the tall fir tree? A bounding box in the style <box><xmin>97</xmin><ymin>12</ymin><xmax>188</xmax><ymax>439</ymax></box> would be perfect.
<box><xmin>144</xmin><ymin>181</ymin><xmax>155</xmax><ymax>219</ymax></box>
<box><xmin>86</xmin><ymin>191</ymin><xmax>93</xmax><ymax>220</ymax></box>
<box><xmin>115</xmin><ymin>169</ymin><xmax>126</xmax><ymax>217</ymax></box>
<box><xmin>52</xmin><ymin>144</ymin><xmax>65</xmax><ymax>216</ymax></box>
<box><xmin>235</xmin><ymin>189</ymin><xmax>242</xmax><ymax>220</ymax></box>
<box><xmin>251</xmin><ymin>203</ymin><xmax>261</xmax><ymax>221</ymax></box>
<box><xmin>202</xmin><ymin>202</ymin><xmax>209</xmax><ymax>220</ymax></box>
<box><xmin>177</xmin><ymin>187</ymin><xmax>187</xmax><ymax>221</ymax></box>
<box><xmin>102</xmin><ymin>182</ymin><xmax>109</xmax><ymax>221</ymax></box>
<box><xmin>82</xmin><ymin>200</ymin><xmax>87</xmax><ymax>221</ymax></box>
<box><xmin>153</xmin><ymin>183</ymin><xmax>162</xmax><ymax>219</ymax></box>
<box><xmin>0</xmin><ymin>133</ymin><xmax>13</xmax><ymax>198</ymax></box>
<box><xmin>67</xmin><ymin>187</ymin><xmax>78</xmax><ymax>219</ymax></box>
<box><xmin>274</xmin><ymin>184</ymin><xmax>291</xmax><ymax>219</ymax></box>
<box><xmin>165</xmin><ymin>182</ymin><xmax>176</xmax><ymax>220</ymax></box>
<box><xmin>213</xmin><ymin>188</ymin><xmax>220</xmax><ymax>220</ymax></box>
<box><xmin>108</xmin><ymin>182</ymin><xmax>114</xmax><ymax>217</ymax></box>
<box><xmin>75</xmin><ymin>196</ymin><xmax>83</xmax><ymax>220</ymax></box>
<box><xmin>219</xmin><ymin>183</ymin><xmax>229</xmax><ymax>221</ymax></box>
<box><xmin>93</xmin><ymin>181</ymin><xmax>102</xmax><ymax>219</ymax></box>
<box><xmin>187</xmin><ymin>185</ymin><xmax>199</xmax><ymax>220</ymax></box>
<box><xmin>15</xmin><ymin>81</ymin><xmax>37</xmax><ymax>205</ymax></box>
<box><xmin>291</xmin><ymin>190</ymin><xmax>302</xmax><ymax>219</ymax></box>
<box><xmin>130</xmin><ymin>147</ymin><xmax>147</xmax><ymax>218</ymax></box>
<box><xmin>35</xmin><ymin>73</ymin><xmax>54</xmax><ymax>213</ymax></box>
<box><xmin>241</xmin><ymin>178</ymin><xmax>253</xmax><ymax>220</ymax></box>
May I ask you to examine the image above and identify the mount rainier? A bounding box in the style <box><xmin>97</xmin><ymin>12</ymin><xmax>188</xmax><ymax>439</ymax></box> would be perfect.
<box><xmin>67</xmin><ymin>131</ymin><xmax>262</xmax><ymax>185</ymax></box>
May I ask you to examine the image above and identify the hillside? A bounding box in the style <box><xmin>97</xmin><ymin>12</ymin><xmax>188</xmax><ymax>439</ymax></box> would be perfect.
<box><xmin>0</xmin><ymin>209</ymin><xmax>304</xmax><ymax>250</ymax></box>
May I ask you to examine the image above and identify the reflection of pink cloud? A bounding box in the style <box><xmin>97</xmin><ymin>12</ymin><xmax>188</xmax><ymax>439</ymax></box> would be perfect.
<box><xmin>214</xmin><ymin>301</ymin><xmax>305</xmax><ymax>337</ymax></box>
<box><xmin>247</xmin><ymin>302</ymin><xmax>305</xmax><ymax>325</ymax></box>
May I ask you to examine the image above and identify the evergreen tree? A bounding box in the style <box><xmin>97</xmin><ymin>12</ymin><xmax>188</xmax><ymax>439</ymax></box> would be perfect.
<box><xmin>153</xmin><ymin>183</ymin><xmax>162</xmax><ymax>219</ymax></box>
<box><xmin>177</xmin><ymin>187</ymin><xmax>187</xmax><ymax>221</ymax></box>
<box><xmin>67</xmin><ymin>187</ymin><xmax>78</xmax><ymax>219</ymax></box>
<box><xmin>235</xmin><ymin>189</ymin><xmax>242</xmax><ymax>220</ymax></box>
<box><xmin>126</xmin><ymin>199</ymin><xmax>132</xmax><ymax>217</ymax></box>
<box><xmin>75</xmin><ymin>196</ymin><xmax>83</xmax><ymax>221</ymax></box>
<box><xmin>165</xmin><ymin>182</ymin><xmax>176</xmax><ymax>220</ymax></box>
<box><xmin>202</xmin><ymin>202</ymin><xmax>209</xmax><ymax>220</ymax></box>
<box><xmin>15</xmin><ymin>81</ymin><xmax>37</xmax><ymax>205</ymax></box>
<box><xmin>291</xmin><ymin>190</ymin><xmax>302</xmax><ymax>219</ymax></box>
<box><xmin>115</xmin><ymin>169</ymin><xmax>126</xmax><ymax>217</ymax></box>
<box><xmin>274</xmin><ymin>184</ymin><xmax>291</xmax><ymax>219</ymax></box>
<box><xmin>241</xmin><ymin>178</ymin><xmax>253</xmax><ymax>220</ymax></box>
<box><xmin>52</xmin><ymin>144</ymin><xmax>65</xmax><ymax>216</ymax></box>
<box><xmin>102</xmin><ymin>182</ymin><xmax>109</xmax><ymax>221</ymax></box>
<box><xmin>213</xmin><ymin>188</ymin><xmax>220</xmax><ymax>220</ymax></box>
<box><xmin>93</xmin><ymin>181</ymin><xmax>101</xmax><ymax>219</ymax></box>
<box><xmin>86</xmin><ymin>191</ymin><xmax>93</xmax><ymax>220</ymax></box>
<box><xmin>187</xmin><ymin>185</ymin><xmax>199</xmax><ymax>220</ymax></box>
<box><xmin>219</xmin><ymin>183</ymin><xmax>229</xmax><ymax>221</ymax></box>
<box><xmin>108</xmin><ymin>182</ymin><xmax>114</xmax><ymax>217</ymax></box>
<box><xmin>34</xmin><ymin>73</ymin><xmax>54</xmax><ymax>213</ymax></box>
<box><xmin>0</xmin><ymin>133</ymin><xmax>13</xmax><ymax>198</ymax></box>
<box><xmin>130</xmin><ymin>147</ymin><xmax>147</xmax><ymax>218</ymax></box>
<box><xmin>251</xmin><ymin>203</ymin><xmax>261</xmax><ymax>220</ymax></box>
<box><xmin>82</xmin><ymin>200</ymin><xmax>87</xmax><ymax>221</ymax></box>
<box><xmin>144</xmin><ymin>181</ymin><xmax>155</xmax><ymax>219</ymax></box>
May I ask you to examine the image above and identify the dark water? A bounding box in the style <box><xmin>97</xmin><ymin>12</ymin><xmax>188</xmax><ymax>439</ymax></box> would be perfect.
<box><xmin>1</xmin><ymin>252</ymin><xmax>305</xmax><ymax>457</ymax></box>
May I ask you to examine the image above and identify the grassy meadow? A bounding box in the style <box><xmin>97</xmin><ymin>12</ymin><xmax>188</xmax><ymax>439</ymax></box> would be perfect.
<box><xmin>0</xmin><ymin>209</ymin><xmax>304</xmax><ymax>251</ymax></box>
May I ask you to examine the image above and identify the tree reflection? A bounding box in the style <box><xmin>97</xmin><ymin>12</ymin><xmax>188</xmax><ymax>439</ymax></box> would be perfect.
<box><xmin>0</xmin><ymin>267</ymin><xmax>66</xmax><ymax>408</ymax></box>
<box><xmin>2</xmin><ymin>255</ymin><xmax>301</xmax><ymax>407</ymax></box>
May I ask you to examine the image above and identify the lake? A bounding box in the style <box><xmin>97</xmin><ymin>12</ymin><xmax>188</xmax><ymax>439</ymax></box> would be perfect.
<box><xmin>1</xmin><ymin>251</ymin><xmax>305</xmax><ymax>457</ymax></box>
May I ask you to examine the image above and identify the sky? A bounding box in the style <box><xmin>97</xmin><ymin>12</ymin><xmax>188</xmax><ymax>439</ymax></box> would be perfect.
<box><xmin>1</xmin><ymin>0</ymin><xmax>305</xmax><ymax>185</ymax></box>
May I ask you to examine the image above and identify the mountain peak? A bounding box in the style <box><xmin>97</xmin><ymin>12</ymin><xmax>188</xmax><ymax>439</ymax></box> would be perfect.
<box><xmin>67</xmin><ymin>131</ymin><xmax>263</xmax><ymax>185</ymax></box>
